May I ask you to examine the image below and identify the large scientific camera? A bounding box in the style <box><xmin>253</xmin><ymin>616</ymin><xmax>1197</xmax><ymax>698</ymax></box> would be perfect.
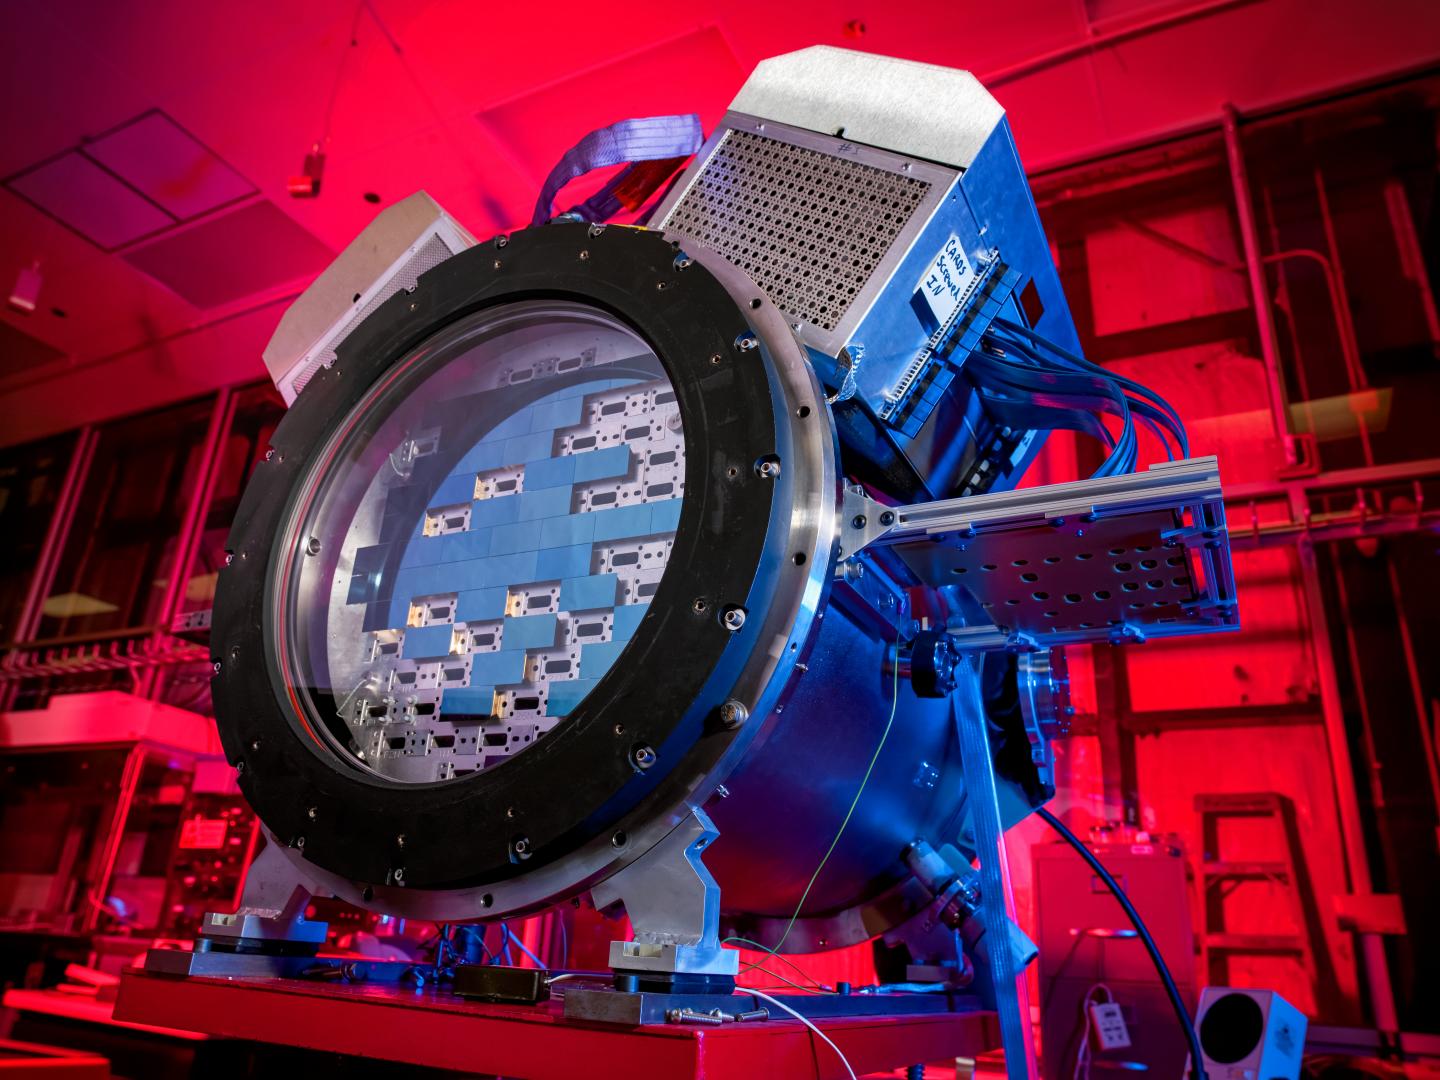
<box><xmin>149</xmin><ymin>46</ymin><xmax>1237</xmax><ymax>1042</ymax></box>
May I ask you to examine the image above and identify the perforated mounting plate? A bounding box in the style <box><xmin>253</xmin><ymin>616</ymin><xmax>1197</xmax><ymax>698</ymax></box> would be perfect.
<box><xmin>856</xmin><ymin>457</ymin><xmax>1238</xmax><ymax>649</ymax></box>
<box><xmin>657</xmin><ymin>114</ymin><xmax>957</xmax><ymax>356</ymax></box>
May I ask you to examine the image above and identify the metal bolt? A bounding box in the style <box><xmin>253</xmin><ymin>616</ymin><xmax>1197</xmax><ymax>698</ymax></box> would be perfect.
<box><xmin>495</xmin><ymin>234</ymin><xmax>509</xmax><ymax>248</ymax></box>
<box><xmin>305</xmin><ymin>536</ymin><xmax>322</xmax><ymax>556</ymax></box>
<box><xmin>755</xmin><ymin>458</ymin><xmax>781</xmax><ymax>479</ymax></box>
<box><xmin>396</xmin><ymin>833</ymin><xmax>406</xmax><ymax>848</ymax></box>
<box><xmin>587</xmin><ymin>223</ymin><xmax>606</xmax><ymax>237</ymax></box>
<box><xmin>493</xmin><ymin>259</ymin><xmax>502</xmax><ymax>270</ymax></box>
<box><xmin>307</xmin><ymin>806</ymin><xmax>317</xmax><ymax>820</ymax></box>
<box><xmin>295</xmin><ymin>836</ymin><xmax>305</xmax><ymax>849</ymax></box>
<box><xmin>224</xmin><ymin>552</ymin><xmax>235</xmax><ymax>566</ymax></box>
<box><xmin>212</xmin><ymin>660</ymin><xmax>222</xmax><ymax>675</ymax></box>
<box><xmin>721</xmin><ymin>607</ymin><xmax>747</xmax><ymax>632</ymax></box>
<box><xmin>674</xmin><ymin>255</ymin><xmax>693</xmax><ymax>270</ymax></box>
<box><xmin>879</xmin><ymin>511</ymin><xmax>896</xmax><ymax>526</ymax></box>
<box><xmin>709</xmin><ymin>353</ymin><xmax>723</xmax><ymax>366</ymax></box>
<box><xmin>715</xmin><ymin>784</ymin><xmax>730</xmax><ymax>799</ymax></box>
<box><xmin>631</xmin><ymin>744</ymin><xmax>657</xmax><ymax>770</ymax></box>
<box><xmin>578</xmin><ymin>249</ymin><xmax>589</xmax><ymax>260</ymax></box>
<box><xmin>735</xmin><ymin>333</ymin><xmax>758</xmax><ymax>352</ymax></box>
<box><xmin>392</xmin><ymin>867</ymin><xmax>405</xmax><ymax>885</ymax></box>
<box><xmin>513</xmin><ymin>836</ymin><xmax>531</xmax><ymax>858</ymax></box>
<box><xmin>264</xmin><ymin>448</ymin><xmax>275</xmax><ymax>461</ymax></box>
<box><xmin>844</xmin><ymin>561</ymin><xmax>865</xmax><ymax>582</ymax></box>
<box><xmin>719</xmin><ymin>700</ymin><xmax>749</xmax><ymax>729</ymax></box>
<box><xmin>852</xmin><ymin>514</ymin><xmax>868</xmax><ymax>529</ymax></box>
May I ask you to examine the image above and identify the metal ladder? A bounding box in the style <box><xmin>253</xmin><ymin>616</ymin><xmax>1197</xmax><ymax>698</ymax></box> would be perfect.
<box><xmin>1195</xmin><ymin>792</ymin><xmax>1321</xmax><ymax>997</ymax></box>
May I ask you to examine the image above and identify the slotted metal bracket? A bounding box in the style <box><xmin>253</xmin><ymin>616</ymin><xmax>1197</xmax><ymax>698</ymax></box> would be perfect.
<box><xmin>841</xmin><ymin>456</ymin><xmax>1239</xmax><ymax>650</ymax></box>
<box><xmin>591</xmin><ymin>808</ymin><xmax>739</xmax><ymax>978</ymax></box>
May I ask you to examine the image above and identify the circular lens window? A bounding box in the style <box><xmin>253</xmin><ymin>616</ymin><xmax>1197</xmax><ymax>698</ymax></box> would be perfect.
<box><xmin>277</xmin><ymin>300</ymin><xmax>686</xmax><ymax>784</ymax></box>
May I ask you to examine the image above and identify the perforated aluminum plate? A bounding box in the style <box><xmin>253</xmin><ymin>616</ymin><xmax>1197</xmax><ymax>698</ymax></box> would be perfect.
<box><xmin>862</xmin><ymin>457</ymin><xmax>1239</xmax><ymax>649</ymax></box>
<box><xmin>659</xmin><ymin>125</ymin><xmax>932</xmax><ymax>336</ymax></box>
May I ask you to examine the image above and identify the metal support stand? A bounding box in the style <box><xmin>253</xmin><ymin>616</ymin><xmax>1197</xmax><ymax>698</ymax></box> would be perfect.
<box><xmin>197</xmin><ymin>841</ymin><xmax>328</xmax><ymax>952</ymax></box>
<box><xmin>590</xmin><ymin>807</ymin><xmax>739</xmax><ymax>988</ymax></box>
<box><xmin>953</xmin><ymin>678</ymin><xmax>1038</xmax><ymax>1079</ymax></box>
<box><xmin>143</xmin><ymin>842</ymin><xmax>328</xmax><ymax>976</ymax></box>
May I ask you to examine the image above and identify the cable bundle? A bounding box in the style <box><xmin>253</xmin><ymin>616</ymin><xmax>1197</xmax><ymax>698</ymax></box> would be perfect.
<box><xmin>967</xmin><ymin>317</ymin><xmax>1190</xmax><ymax>478</ymax></box>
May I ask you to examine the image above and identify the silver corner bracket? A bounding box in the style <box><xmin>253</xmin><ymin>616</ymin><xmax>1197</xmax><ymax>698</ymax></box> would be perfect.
<box><xmin>590</xmin><ymin>808</ymin><xmax>738</xmax><ymax>979</ymax></box>
<box><xmin>199</xmin><ymin>842</ymin><xmax>327</xmax><ymax>950</ymax></box>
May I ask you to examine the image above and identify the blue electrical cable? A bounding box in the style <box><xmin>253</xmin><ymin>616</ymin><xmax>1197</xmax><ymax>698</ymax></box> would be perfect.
<box><xmin>968</xmin><ymin>317</ymin><xmax>1191</xmax><ymax>479</ymax></box>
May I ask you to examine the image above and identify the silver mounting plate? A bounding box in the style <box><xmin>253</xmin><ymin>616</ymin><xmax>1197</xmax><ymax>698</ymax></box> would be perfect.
<box><xmin>848</xmin><ymin>457</ymin><xmax>1238</xmax><ymax>650</ymax></box>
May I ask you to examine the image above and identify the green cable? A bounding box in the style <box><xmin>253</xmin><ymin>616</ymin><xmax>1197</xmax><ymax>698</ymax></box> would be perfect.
<box><xmin>758</xmin><ymin>637</ymin><xmax>904</xmax><ymax>956</ymax></box>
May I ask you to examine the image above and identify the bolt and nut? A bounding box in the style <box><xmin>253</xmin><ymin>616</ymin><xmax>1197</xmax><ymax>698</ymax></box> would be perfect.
<box><xmin>718</xmin><ymin>700</ymin><xmax>749</xmax><ymax>729</ymax></box>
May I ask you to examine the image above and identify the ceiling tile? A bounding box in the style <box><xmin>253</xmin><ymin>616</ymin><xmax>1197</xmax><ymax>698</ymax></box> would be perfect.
<box><xmin>84</xmin><ymin>110</ymin><xmax>256</xmax><ymax>220</ymax></box>
<box><xmin>5</xmin><ymin>151</ymin><xmax>175</xmax><ymax>251</ymax></box>
<box><xmin>121</xmin><ymin>200</ymin><xmax>333</xmax><ymax>309</ymax></box>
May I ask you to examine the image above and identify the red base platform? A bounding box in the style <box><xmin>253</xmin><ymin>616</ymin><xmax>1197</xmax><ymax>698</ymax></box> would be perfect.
<box><xmin>114</xmin><ymin>970</ymin><xmax>999</xmax><ymax>1079</ymax></box>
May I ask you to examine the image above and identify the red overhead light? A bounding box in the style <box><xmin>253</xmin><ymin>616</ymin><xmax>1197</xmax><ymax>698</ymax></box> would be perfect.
<box><xmin>288</xmin><ymin>146</ymin><xmax>326</xmax><ymax>199</ymax></box>
<box><xmin>8</xmin><ymin>262</ymin><xmax>41</xmax><ymax>314</ymax></box>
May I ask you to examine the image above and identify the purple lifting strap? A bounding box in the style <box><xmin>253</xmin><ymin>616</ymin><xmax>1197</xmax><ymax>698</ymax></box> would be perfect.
<box><xmin>531</xmin><ymin>114</ymin><xmax>703</xmax><ymax>226</ymax></box>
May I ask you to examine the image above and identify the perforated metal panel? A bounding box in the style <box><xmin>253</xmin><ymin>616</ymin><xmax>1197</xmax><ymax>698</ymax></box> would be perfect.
<box><xmin>660</xmin><ymin>128</ymin><xmax>931</xmax><ymax>333</ymax></box>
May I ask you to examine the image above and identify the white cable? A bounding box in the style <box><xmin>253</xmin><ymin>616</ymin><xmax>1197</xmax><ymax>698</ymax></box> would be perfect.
<box><xmin>746</xmin><ymin>989</ymin><xmax>856</xmax><ymax>1080</ymax></box>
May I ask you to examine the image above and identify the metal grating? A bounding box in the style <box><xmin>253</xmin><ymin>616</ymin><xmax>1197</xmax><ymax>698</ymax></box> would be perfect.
<box><xmin>660</xmin><ymin>128</ymin><xmax>931</xmax><ymax>332</ymax></box>
<box><xmin>293</xmin><ymin>234</ymin><xmax>458</xmax><ymax>397</ymax></box>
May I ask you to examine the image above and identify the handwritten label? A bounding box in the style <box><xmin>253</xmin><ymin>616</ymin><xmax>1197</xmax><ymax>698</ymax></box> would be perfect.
<box><xmin>912</xmin><ymin>234</ymin><xmax>972</xmax><ymax>334</ymax></box>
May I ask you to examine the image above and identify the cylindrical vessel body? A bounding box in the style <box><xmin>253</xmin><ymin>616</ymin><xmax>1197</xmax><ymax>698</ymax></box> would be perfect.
<box><xmin>709</xmin><ymin>599</ymin><xmax>971</xmax><ymax>950</ymax></box>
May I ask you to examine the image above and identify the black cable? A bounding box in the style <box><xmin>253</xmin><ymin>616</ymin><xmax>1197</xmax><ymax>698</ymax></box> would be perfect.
<box><xmin>1037</xmin><ymin>807</ymin><xmax>1207</xmax><ymax>1080</ymax></box>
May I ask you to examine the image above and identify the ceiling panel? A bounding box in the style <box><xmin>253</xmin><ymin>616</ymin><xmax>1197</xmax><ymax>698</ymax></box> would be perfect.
<box><xmin>5</xmin><ymin>151</ymin><xmax>176</xmax><ymax>251</ymax></box>
<box><xmin>121</xmin><ymin>200</ymin><xmax>333</xmax><ymax>309</ymax></box>
<box><xmin>84</xmin><ymin>110</ymin><xmax>257</xmax><ymax>220</ymax></box>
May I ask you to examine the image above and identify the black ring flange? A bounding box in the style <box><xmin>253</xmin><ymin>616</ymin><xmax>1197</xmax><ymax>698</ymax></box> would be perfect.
<box><xmin>212</xmin><ymin>223</ymin><xmax>782</xmax><ymax>890</ymax></box>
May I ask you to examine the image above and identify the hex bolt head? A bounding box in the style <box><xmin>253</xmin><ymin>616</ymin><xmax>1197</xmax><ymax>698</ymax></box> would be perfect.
<box><xmin>721</xmin><ymin>606</ymin><xmax>747</xmax><ymax>632</ymax></box>
<box><xmin>631</xmin><ymin>744</ymin><xmax>658</xmax><ymax>770</ymax></box>
<box><xmin>719</xmin><ymin>700</ymin><xmax>749</xmax><ymax>729</ymax></box>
